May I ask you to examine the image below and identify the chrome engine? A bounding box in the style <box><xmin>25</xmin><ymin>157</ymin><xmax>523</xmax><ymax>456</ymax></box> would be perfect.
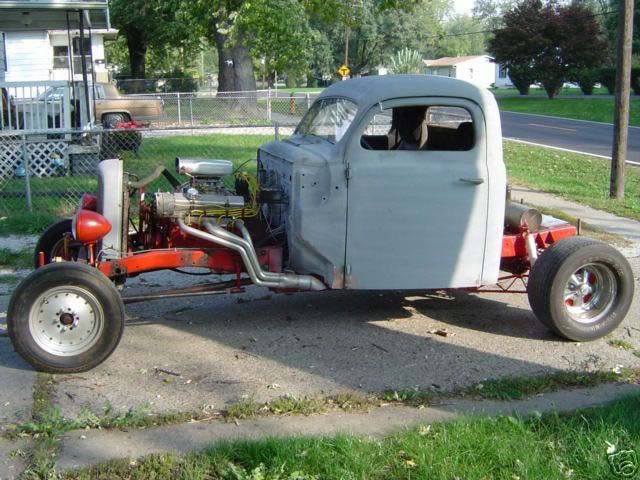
<box><xmin>153</xmin><ymin>158</ymin><xmax>245</xmax><ymax>218</ymax></box>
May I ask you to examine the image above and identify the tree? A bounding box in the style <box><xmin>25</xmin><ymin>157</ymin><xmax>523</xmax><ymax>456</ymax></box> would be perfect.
<box><xmin>109</xmin><ymin>0</ymin><xmax>188</xmax><ymax>91</ymax></box>
<box><xmin>488</xmin><ymin>0</ymin><xmax>605</xmax><ymax>98</ymax></box>
<box><xmin>388</xmin><ymin>48</ymin><xmax>424</xmax><ymax>74</ymax></box>
<box><xmin>234</xmin><ymin>0</ymin><xmax>313</xmax><ymax>85</ymax></box>
<box><xmin>430</xmin><ymin>15</ymin><xmax>488</xmax><ymax>58</ymax></box>
<box><xmin>488</xmin><ymin>0</ymin><xmax>545</xmax><ymax>95</ymax></box>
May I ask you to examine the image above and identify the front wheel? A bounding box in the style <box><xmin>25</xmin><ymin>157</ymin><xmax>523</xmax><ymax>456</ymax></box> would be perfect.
<box><xmin>527</xmin><ymin>237</ymin><xmax>634</xmax><ymax>341</ymax></box>
<box><xmin>8</xmin><ymin>262</ymin><xmax>125</xmax><ymax>373</ymax></box>
<box><xmin>33</xmin><ymin>219</ymin><xmax>83</xmax><ymax>268</ymax></box>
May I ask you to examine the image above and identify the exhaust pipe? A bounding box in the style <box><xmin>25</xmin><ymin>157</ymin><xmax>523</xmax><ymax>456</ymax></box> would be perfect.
<box><xmin>177</xmin><ymin>219</ymin><xmax>326</xmax><ymax>291</ymax></box>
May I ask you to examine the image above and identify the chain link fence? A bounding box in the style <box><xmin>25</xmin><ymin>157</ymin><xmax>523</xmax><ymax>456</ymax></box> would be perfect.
<box><xmin>0</xmin><ymin>126</ymin><xmax>298</xmax><ymax>234</ymax></box>
<box><xmin>0</xmin><ymin>89</ymin><xmax>318</xmax><ymax>233</ymax></box>
<box><xmin>114</xmin><ymin>90</ymin><xmax>320</xmax><ymax>129</ymax></box>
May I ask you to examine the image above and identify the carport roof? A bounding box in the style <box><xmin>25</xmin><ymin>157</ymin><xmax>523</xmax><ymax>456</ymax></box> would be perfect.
<box><xmin>0</xmin><ymin>0</ymin><xmax>109</xmax><ymax>30</ymax></box>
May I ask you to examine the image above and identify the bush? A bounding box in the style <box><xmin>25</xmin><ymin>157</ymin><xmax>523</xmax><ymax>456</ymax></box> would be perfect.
<box><xmin>573</xmin><ymin>68</ymin><xmax>599</xmax><ymax>95</ymax></box>
<box><xmin>597</xmin><ymin>67</ymin><xmax>640</xmax><ymax>95</ymax></box>
<box><xmin>598</xmin><ymin>67</ymin><xmax>616</xmax><ymax>94</ymax></box>
<box><xmin>161</xmin><ymin>69</ymin><xmax>198</xmax><ymax>93</ymax></box>
<box><xmin>631</xmin><ymin>68</ymin><xmax>640</xmax><ymax>95</ymax></box>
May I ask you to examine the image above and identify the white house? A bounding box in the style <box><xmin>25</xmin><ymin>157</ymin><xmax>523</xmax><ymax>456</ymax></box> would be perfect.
<box><xmin>1</xmin><ymin>28</ymin><xmax>116</xmax><ymax>84</ymax></box>
<box><xmin>423</xmin><ymin>55</ymin><xmax>502</xmax><ymax>89</ymax></box>
<box><xmin>494</xmin><ymin>63</ymin><xmax>513</xmax><ymax>88</ymax></box>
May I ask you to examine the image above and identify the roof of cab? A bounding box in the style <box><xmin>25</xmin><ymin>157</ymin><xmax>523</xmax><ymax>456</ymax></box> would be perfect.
<box><xmin>317</xmin><ymin>74</ymin><xmax>491</xmax><ymax>109</ymax></box>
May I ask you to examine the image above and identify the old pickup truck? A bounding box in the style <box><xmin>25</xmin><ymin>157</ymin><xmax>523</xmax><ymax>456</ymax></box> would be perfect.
<box><xmin>7</xmin><ymin>75</ymin><xmax>634</xmax><ymax>373</ymax></box>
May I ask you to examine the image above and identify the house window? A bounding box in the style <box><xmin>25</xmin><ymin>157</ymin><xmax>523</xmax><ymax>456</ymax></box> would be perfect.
<box><xmin>53</xmin><ymin>46</ymin><xmax>68</xmax><ymax>69</ymax></box>
<box><xmin>73</xmin><ymin>37</ymin><xmax>93</xmax><ymax>73</ymax></box>
<box><xmin>498</xmin><ymin>64</ymin><xmax>508</xmax><ymax>79</ymax></box>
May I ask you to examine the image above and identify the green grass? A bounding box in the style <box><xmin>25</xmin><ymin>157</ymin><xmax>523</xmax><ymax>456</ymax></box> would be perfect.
<box><xmin>491</xmin><ymin>86</ymin><xmax>611</xmax><ymax>97</ymax></box>
<box><xmin>383</xmin><ymin>369</ymin><xmax>637</xmax><ymax>404</ymax></box>
<box><xmin>608</xmin><ymin>339</ymin><xmax>636</xmax><ymax>351</ymax></box>
<box><xmin>65</xmin><ymin>393</ymin><xmax>640</xmax><ymax>480</ymax></box>
<box><xmin>497</xmin><ymin>96</ymin><xmax>640</xmax><ymax>125</ymax></box>
<box><xmin>0</xmin><ymin>248</ymin><xmax>32</xmax><ymax>269</ymax></box>
<box><xmin>0</xmin><ymin>134</ymin><xmax>268</xmax><ymax>235</ymax></box>
<box><xmin>504</xmin><ymin>140</ymin><xmax>640</xmax><ymax>221</ymax></box>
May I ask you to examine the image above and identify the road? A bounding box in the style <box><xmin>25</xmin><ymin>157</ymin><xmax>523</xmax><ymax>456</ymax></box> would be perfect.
<box><xmin>500</xmin><ymin>110</ymin><xmax>640</xmax><ymax>164</ymax></box>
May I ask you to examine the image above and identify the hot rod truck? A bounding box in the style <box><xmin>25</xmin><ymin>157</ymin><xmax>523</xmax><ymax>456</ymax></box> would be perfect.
<box><xmin>8</xmin><ymin>75</ymin><xmax>635</xmax><ymax>373</ymax></box>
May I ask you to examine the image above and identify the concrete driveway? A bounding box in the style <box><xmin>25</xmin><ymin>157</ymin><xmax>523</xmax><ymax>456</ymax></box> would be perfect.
<box><xmin>2</xmin><ymin>255</ymin><xmax>638</xmax><ymax>422</ymax></box>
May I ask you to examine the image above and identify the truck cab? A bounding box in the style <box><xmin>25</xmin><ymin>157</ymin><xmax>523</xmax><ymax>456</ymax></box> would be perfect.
<box><xmin>258</xmin><ymin>75</ymin><xmax>506</xmax><ymax>289</ymax></box>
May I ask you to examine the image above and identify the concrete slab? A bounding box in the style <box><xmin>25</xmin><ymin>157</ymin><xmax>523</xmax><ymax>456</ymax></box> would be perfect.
<box><xmin>0</xmin><ymin>438</ymin><xmax>27</xmax><ymax>480</ymax></box>
<box><xmin>56</xmin><ymin>382</ymin><xmax>640</xmax><ymax>472</ymax></box>
<box><xmin>0</xmin><ymin>286</ymin><xmax>34</xmax><ymax>427</ymax></box>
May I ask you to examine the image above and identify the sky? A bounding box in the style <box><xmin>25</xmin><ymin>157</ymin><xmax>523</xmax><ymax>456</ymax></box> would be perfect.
<box><xmin>453</xmin><ymin>0</ymin><xmax>475</xmax><ymax>15</ymax></box>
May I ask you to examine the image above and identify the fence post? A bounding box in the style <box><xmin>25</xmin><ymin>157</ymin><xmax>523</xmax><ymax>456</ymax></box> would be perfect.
<box><xmin>306</xmin><ymin>93</ymin><xmax>311</xmax><ymax>110</ymax></box>
<box><xmin>274</xmin><ymin>122</ymin><xmax>280</xmax><ymax>141</ymax></box>
<box><xmin>189</xmin><ymin>97</ymin><xmax>194</xmax><ymax>127</ymax></box>
<box><xmin>21</xmin><ymin>134</ymin><xmax>33</xmax><ymax>213</ymax></box>
<box><xmin>267</xmin><ymin>87</ymin><xmax>272</xmax><ymax>122</ymax></box>
<box><xmin>177</xmin><ymin>92</ymin><xmax>182</xmax><ymax>124</ymax></box>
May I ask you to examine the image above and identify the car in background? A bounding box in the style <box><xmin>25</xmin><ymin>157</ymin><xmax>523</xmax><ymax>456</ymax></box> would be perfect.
<box><xmin>95</xmin><ymin>83</ymin><xmax>163</xmax><ymax>128</ymax></box>
<box><xmin>13</xmin><ymin>83</ymin><xmax>163</xmax><ymax>130</ymax></box>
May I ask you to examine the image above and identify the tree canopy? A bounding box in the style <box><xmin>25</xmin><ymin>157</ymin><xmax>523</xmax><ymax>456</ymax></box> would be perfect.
<box><xmin>488</xmin><ymin>0</ymin><xmax>605</xmax><ymax>98</ymax></box>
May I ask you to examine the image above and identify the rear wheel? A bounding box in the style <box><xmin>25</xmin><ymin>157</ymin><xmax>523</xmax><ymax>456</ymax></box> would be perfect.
<box><xmin>527</xmin><ymin>237</ymin><xmax>634</xmax><ymax>341</ymax></box>
<box><xmin>8</xmin><ymin>262</ymin><xmax>125</xmax><ymax>373</ymax></box>
<box><xmin>102</xmin><ymin>112</ymin><xmax>129</xmax><ymax>129</ymax></box>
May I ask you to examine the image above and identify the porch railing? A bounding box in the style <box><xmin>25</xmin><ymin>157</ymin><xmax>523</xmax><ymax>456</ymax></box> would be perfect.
<box><xmin>0</xmin><ymin>80</ymin><xmax>73</xmax><ymax>132</ymax></box>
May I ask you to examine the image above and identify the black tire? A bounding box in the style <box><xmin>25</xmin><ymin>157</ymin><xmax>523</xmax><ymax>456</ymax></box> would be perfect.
<box><xmin>102</xmin><ymin>112</ymin><xmax>129</xmax><ymax>129</ymax></box>
<box><xmin>33</xmin><ymin>219</ymin><xmax>77</xmax><ymax>268</ymax></box>
<box><xmin>528</xmin><ymin>237</ymin><xmax>634</xmax><ymax>341</ymax></box>
<box><xmin>8</xmin><ymin>262</ymin><xmax>125</xmax><ymax>373</ymax></box>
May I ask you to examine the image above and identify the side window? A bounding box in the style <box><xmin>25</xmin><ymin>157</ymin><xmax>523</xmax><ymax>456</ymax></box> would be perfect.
<box><xmin>360</xmin><ymin>105</ymin><xmax>474</xmax><ymax>152</ymax></box>
<box><xmin>95</xmin><ymin>85</ymin><xmax>105</xmax><ymax>100</ymax></box>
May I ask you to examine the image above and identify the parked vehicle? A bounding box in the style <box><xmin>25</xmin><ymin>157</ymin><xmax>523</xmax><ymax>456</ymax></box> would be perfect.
<box><xmin>7</xmin><ymin>75</ymin><xmax>634</xmax><ymax>373</ymax></box>
<box><xmin>95</xmin><ymin>83</ymin><xmax>162</xmax><ymax>128</ymax></box>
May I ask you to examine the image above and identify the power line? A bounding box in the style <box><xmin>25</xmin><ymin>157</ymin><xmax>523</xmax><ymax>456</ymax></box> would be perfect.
<box><xmin>422</xmin><ymin>7</ymin><xmax>622</xmax><ymax>41</ymax></box>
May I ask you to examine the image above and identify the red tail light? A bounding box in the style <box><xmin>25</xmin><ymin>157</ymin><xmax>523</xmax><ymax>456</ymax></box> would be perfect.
<box><xmin>72</xmin><ymin>209</ymin><xmax>111</xmax><ymax>243</ymax></box>
<box><xmin>80</xmin><ymin>193</ymin><xmax>97</xmax><ymax>211</ymax></box>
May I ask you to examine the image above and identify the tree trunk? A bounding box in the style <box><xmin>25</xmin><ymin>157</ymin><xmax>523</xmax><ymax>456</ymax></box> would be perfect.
<box><xmin>214</xmin><ymin>30</ymin><xmax>235</xmax><ymax>93</ymax></box>
<box><xmin>126</xmin><ymin>29</ymin><xmax>147</xmax><ymax>94</ymax></box>
<box><xmin>211</xmin><ymin>23</ymin><xmax>257</xmax><ymax>113</ymax></box>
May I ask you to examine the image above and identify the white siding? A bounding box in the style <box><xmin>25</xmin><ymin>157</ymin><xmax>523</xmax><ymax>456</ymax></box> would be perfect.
<box><xmin>453</xmin><ymin>57</ymin><xmax>496</xmax><ymax>89</ymax></box>
<box><xmin>494</xmin><ymin>64</ymin><xmax>513</xmax><ymax>88</ymax></box>
<box><xmin>5</xmin><ymin>31</ymin><xmax>51</xmax><ymax>82</ymax></box>
<box><xmin>49</xmin><ymin>32</ymin><xmax>108</xmax><ymax>82</ymax></box>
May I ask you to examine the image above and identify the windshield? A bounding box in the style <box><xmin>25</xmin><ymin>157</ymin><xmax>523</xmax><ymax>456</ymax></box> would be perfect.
<box><xmin>295</xmin><ymin>97</ymin><xmax>358</xmax><ymax>143</ymax></box>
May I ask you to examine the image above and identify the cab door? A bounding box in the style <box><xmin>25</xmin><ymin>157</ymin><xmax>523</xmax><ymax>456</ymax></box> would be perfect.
<box><xmin>344</xmin><ymin>97</ymin><xmax>489</xmax><ymax>289</ymax></box>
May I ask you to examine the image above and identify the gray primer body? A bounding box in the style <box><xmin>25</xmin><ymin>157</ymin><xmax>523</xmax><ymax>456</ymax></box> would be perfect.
<box><xmin>260</xmin><ymin>75</ymin><xmax>506</xmax><ymax>290</ymax></box>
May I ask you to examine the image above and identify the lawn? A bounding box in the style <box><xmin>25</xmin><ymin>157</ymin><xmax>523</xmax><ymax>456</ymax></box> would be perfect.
<box><xmin>67</xmin><ymin>393</ymin><xmax>640</xmax><ymax>479</ymax></box>
<box><xmin>0</xmin><ymin>134</ymin><xmax>270</xmax><ymax>235</ymax></box>
<box><xmin>497</xmin><ymin>96</ymin><xmax>640</xmax><ymax>126</ymax></box>
<box><xmin>491</xmin><ymin>86</ymin><xmax>611</xmax><ymax>97</ymax></box>
<box><xmin>504</xmin><ymin>140</ymin><xmax>640</xmax><ymax>221</ymax></box>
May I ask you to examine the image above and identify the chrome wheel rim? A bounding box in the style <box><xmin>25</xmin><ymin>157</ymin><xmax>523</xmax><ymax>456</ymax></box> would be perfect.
<box><xmin>28</xmin><ymin>286</ymin><xmax>104</xmax><ymax>356</ymax></box>
<box><xmin>563</xmin><ymin>263</ymin><xmax>617</xmax><ymax>324</ymax></box>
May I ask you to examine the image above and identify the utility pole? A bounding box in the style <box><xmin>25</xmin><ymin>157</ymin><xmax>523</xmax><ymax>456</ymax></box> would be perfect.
<box><xmin>610</xmin><ymin>0</ymin><xmax>634</xmax><ymax>199</ymax></box>
<box><xmin>344</xmin><ymin>26</ymin><xmax>350</xmax><ymax>67</ymax></box>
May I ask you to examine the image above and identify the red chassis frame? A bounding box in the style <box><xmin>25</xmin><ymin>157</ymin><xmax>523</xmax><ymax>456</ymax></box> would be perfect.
<box><xmin>51</xmin><ymin>195</ymin><xmax>578</xmax><ymax>296</ymax></box>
